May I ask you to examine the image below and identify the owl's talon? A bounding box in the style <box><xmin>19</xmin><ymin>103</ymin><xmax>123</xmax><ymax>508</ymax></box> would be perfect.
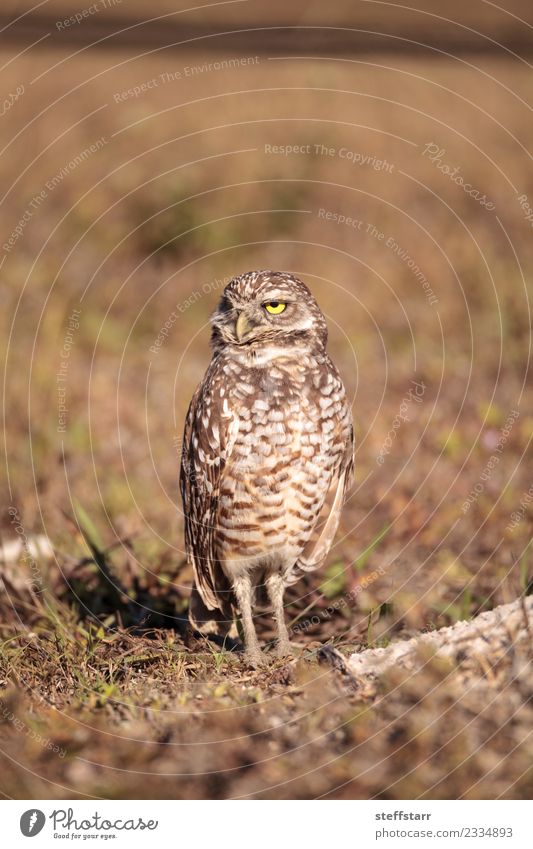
<box><xmin>244</xmin><ymin>650</ymin><xmax>266</xmax><ymax>669</ymax></box>
<box><xmin>276</xmin><ymin>641</ymin><xmax>293</xmax><ymax>659</ymax></box>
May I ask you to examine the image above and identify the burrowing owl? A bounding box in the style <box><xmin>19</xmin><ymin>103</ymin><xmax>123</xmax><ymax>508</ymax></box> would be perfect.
<box><xmin>180</xmin><ymin>270</ymin><xmax>353</xmax><ymax>665</ymax></box>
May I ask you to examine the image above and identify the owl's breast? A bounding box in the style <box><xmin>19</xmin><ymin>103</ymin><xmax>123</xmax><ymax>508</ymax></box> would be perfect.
<box><xmin>214</xmin><ymin>359</ymin><xmax>349</xmax><ymax>573</ymax></box>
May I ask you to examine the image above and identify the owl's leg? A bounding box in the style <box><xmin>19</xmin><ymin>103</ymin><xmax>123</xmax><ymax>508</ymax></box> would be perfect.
<box><xmin>233</xmin><ymin>573</ymin><xmax>263</xmax><ymax>666</ymax></box>
<box><xmin>266</xmin><ymin>572</ymin><xmax>292</xmax><ymax>658</ymax></box>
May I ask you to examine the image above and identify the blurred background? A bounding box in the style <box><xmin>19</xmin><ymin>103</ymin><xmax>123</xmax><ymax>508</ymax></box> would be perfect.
<box><xmin>0</xmin><ymin>0</ymin><xmax>532</xmax><ymax>800</ymax></box>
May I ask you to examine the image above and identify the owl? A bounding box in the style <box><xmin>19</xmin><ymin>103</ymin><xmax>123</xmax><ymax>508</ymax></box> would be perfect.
<box><xmin>180</xmin><ymin>270</ymin><xmax>354</xmax><ymax>666</ymax></box>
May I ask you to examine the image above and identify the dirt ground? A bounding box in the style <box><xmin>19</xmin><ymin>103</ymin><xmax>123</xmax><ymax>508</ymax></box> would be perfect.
<box><xmin>1</xmin><ymin>1</ymin><xmax>532</xmax><ymax>799</ymax></box>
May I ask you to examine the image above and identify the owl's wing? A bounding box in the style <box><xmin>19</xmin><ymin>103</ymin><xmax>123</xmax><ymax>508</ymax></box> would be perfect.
<box><xmin>180</xmin><ymin>367</ymin><xmax>237</xmax><ymax>630</ymax></box>
<box><xmin>292</xmin><ymin>415</ymin><xmax>354</xmax><ymax>579</ymax></box>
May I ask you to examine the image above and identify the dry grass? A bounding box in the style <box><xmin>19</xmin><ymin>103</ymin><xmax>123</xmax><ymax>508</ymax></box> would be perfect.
<box><xmin>1</xmin><ymin>3</ymin><xmax>532</xmax><ymax>798</ymax></box>
<box><xmin>1</xmin><ymin>567</ymin><xmax>532</xmax><ymax>799</ymax></box>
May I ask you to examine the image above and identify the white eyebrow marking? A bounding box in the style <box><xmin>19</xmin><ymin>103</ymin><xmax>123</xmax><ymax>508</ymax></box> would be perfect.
<box><xmin>260</xmin><ymin>291</ymin><xmax>292</xmax><ymax>302</ymax></box>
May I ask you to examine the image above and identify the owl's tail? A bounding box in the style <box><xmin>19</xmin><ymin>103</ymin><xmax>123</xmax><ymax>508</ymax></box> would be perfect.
<box><xmin>188</xmin><ymin>585</ymin><xmax>236</xmax><ymax>638</ymax></box>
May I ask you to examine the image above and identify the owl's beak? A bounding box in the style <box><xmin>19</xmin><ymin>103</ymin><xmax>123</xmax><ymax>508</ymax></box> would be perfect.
<box><xmin>235</xmin><ymin>311</ymin><xmax>253</xmax><ymax>342</ymax></box>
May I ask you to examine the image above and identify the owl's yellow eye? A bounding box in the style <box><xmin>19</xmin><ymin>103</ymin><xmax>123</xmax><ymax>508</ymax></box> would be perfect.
<box><xmin>264</xmin><ymin>301</ymin><xmax>287</xmax><ymax>315</ymax></box>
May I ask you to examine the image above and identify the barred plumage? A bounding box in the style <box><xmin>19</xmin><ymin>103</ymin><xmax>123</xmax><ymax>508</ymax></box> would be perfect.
<box><xmin>180</xmin><ymin>270</ymin><xmax>353</xmax><ymax>665</ymax></box>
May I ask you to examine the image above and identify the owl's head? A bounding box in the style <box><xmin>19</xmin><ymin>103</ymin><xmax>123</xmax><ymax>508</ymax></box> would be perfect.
<box><xmin>210</xmin><ymin>270</ymin><xmax>328</xmax><ymax>355</ymax></box>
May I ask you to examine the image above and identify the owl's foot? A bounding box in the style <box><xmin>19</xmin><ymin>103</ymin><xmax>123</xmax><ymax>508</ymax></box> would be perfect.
<box><xmin>244</xmin><ymin>648</ymin><xmax>267</xmax><ymax>669</ymax></box>
<box><xmin>276</xmin><ymin>639</ymin><xmax>294</xmax><ymax>659</ymax></box>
